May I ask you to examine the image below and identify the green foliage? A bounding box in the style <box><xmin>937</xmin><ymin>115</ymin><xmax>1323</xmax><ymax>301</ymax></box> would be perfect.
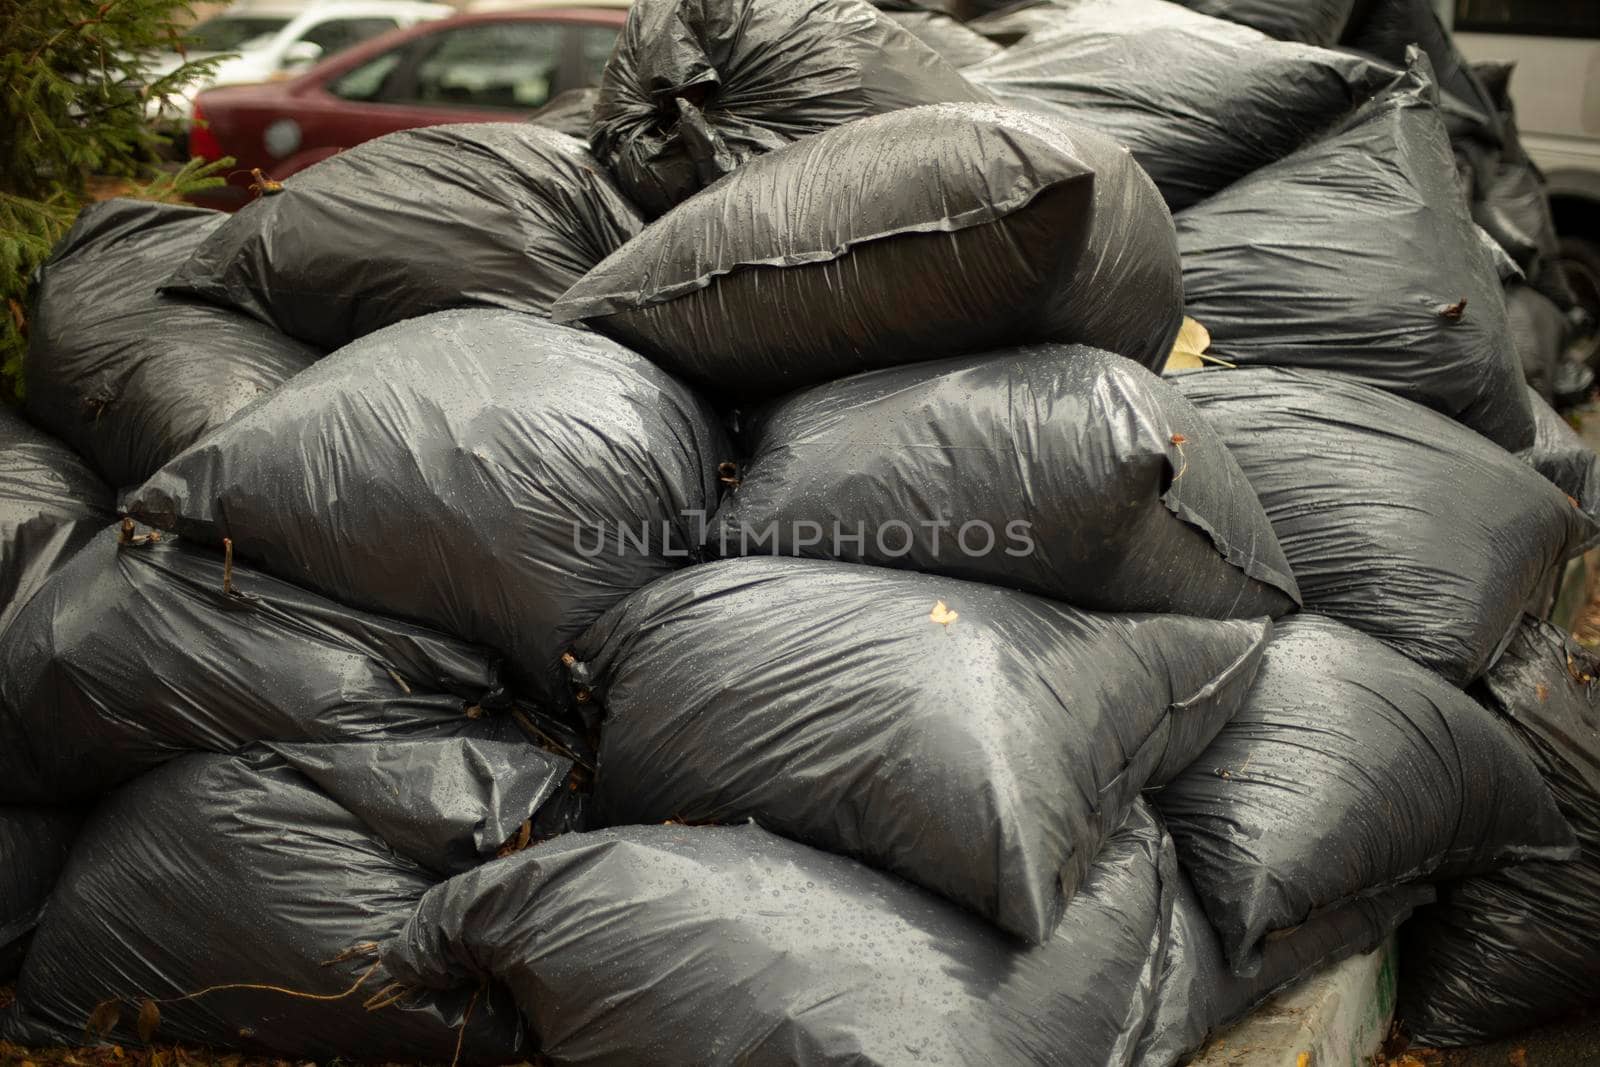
<box><xmin>1</xmin><ymin>0</ymin><xmax>233</xmax><ymax>404</ymax></box>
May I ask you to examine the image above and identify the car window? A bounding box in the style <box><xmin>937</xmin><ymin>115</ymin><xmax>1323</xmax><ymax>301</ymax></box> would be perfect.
<box><xmin>406</xmin><ymin>22</ymin><xmax>563</xmax><ymax>109</ymax></box>
<box><xmin>329</xmin><ymin>48</ymin><xmax>408</xmax><ymax>101</ymax></box>
<box><xmin>301</xmin><ymin>17</ymin><xmax>401</xmax><ymax>56</ymax></box>
<box><xmin>187</xmin><ymin>16</ymin><xmax>292</xmax><ymax>51</ymax></box>
<box><xmin>1456</xmin><ymin>0</ymin><xmax>1600</xmax><ymax>36</ymax></box>
<box><xmin>573</xmin><ymin>24</ymin><xmax>619</xmax><ymax>86</ymax></box>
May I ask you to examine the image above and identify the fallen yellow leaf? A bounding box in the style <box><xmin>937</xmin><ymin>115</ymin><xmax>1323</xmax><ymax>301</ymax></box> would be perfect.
<box><xmin>929</xmin><ymin>600</ymin><xmax>958</xmax><ymax>627</ymax></box>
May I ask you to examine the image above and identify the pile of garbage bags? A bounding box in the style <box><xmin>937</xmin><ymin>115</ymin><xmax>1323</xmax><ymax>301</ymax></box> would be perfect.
<box><xmin>4</xmin><ymin>0</ymin><xmax>1600</xmax><ymax>1062</ymax></box>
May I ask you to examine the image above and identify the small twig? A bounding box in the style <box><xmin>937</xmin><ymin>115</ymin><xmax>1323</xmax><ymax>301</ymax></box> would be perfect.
<box><xmin>222</xmin><ymin>538</ymin><xmax>234</xmax><ymax>595</ymax></box>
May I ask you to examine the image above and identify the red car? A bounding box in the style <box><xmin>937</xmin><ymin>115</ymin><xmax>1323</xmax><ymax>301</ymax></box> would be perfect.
<box><xmin>189</xmin><ymin>5</ymin><xmax>627</xmax><ymax>208</ymax></box>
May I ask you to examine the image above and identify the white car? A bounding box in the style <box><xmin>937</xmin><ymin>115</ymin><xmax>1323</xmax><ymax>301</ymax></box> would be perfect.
<box><xmin>149</xmin><ymin>0</ymin><xmax>453</xmax><ymax>122</ymax></box>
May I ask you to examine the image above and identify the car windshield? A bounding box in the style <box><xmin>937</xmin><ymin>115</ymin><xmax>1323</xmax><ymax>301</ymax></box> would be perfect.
<box><xmin>186</xmin><ymin>15</ymin><xmax>292</xmax><ymax>52</ymax></box>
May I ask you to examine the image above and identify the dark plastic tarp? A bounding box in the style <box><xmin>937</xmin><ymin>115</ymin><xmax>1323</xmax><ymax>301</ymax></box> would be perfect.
<box><xmin>1172</xmin><ymin>0</ymin><xmax>1356</xmax><ymax>45</ymax></box>
<box><xmin>569</xmin><ymin>556</ymin><xmax>1269</xmax><ymax>943</ymax></box>
<box><xmin>1398</xmin><ymin>619</ymin><xmax>1600</xmax><ymax>1046</ymax></box>
<box><xmin>25</xmin><ymin>198</ymin><xmax>319</xmax><ymax>488</ymax></box>
<box><xmin>0</xmin><ymin>808</ymin><xmax>82</xmax><ymax>983</ymax></box>
<box><xmin>1174</xmin><ymin>54</ymin><xmax>1535</xmax><ymax>451</ymax></box>
<box><xmin>0</xmin><ymin>524</ymin><xmax>530</xmax><ymax>805</ymax></box>
<box><xmin>0</xmin><ymin>407</ymin><xmax>112</xmax><ymax>637</ymax></box>
<box><xmin>713</xmin><ymin>345</ymin><xmax>1300</xmax><ymax>618</ymax></box>
<box><xmin>379</xmin><ymin>807</ymin><xmax>1179</xmax><ymax>1065</ymax></box>
<box><xmin>556</xmin><ymin>103</ymin><xmax>1183</xmax><ymax>399</ymax></box>
<box><xmin>967</xmin><ymin>16</ymin><xmax>1394</xmax><ymax>210</ymax></box>
<box><xmin>165</xmin><ymin>124</ymin><xmax>643</xmax><ymax>352</ymax></box>
<box><xmin>588</xmin><ymin>0</ymin><xmax>991</xmax><ymax>216</ymax></box>
<box><xmin>130</xmin><ymin>309</ymin><xmax>729</xmax><ymax>708</ymax></box>
<box><xmin>0</xmin><ymin>741</ymin><xmax>545</xmax><ymax>1060</ymax></box>
<box><xmin>1172</xmin><ymin>367</ymin><xmax>1597</xmax><ymax>686</ymax></box>
<box><xmin>1153</xmin><ymin>614</ymin><xmax>1576</xmax><ymax>977</ymax></box>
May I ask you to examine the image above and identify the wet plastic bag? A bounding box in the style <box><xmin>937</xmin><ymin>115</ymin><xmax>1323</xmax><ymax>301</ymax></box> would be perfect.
<box><xmin>1508</xmin><ymin>284</ymin><xmax>1569</xmax><ymax>402</ymax></box>
<box><xmin>588</xmin><ymin>0</ymin><xmax>991</xmax><ymax>216</ymax></box>
<box><xmin>1522</xmin><ymin>389</ymin><xmax>1600</xmax><ymax>519</ymax></box>
<box><xmin>1172</xmin><ymin>0</ymin><xmax>1356</xmax><ymax>45</ymax></box>
<box><xmin>0</xmin><ymin>524</ymin><xmax>523</xmax><ymax>805</ymax></box>
<box><xmin>1174</xmin><ymin>55</ymin><xmax>1534</xmax><ymax>450</ymax></box>
<box><xmin>1341</xmin><ymin>0</ymin><xmax>1501</xmax><ymax>143</ymax></box>
<box><xmin>555</xmin><ymin>103</ymin><xmax>1183</xmax><ymax>398</ymax></box>
<box><xmin>1172</xmin><ymin>367</ymin><xmax>1596</xmax><ymax>685</ymax></box>
<box><xmin>0</xmin><ymin>408</ymin><xmax>112</xmax><ymax>637</ymax></box>
<box><xmin>164</xmin><ymin>125</ymin><xmax>643</xmax><ymax>352</ymax></box>
<box><xmin>0</xmin><ymin>808</ymin><xmax>82</xmax><ymax>983</ymax></box>
<box><xmin>378</xmin><ymin>807</ymin><xmax>1179</xmax><ymax>1065</ymax></box>
<box><xmin>713</xmin><ymin>345</ymin><xmax>1299</xmax><ymax>619</ymax></box>
<box><xmin>568</xmin><ymin>556</ymin><xmax>1269</xmax><ymax>943</ymax></box>
<box><xmin>968</xmin><ymin>0</ymin><xmax>1220</xmax><ymax>47</ymax></box>
<box><xmin>130</xmin><ymin>310</ymin><xmax>728</xmax><ymax>708</ymax></box>
<box><xmin>0</xmin><ymin>740</ymin><xmax>554</xmax><ymax>1060</ymax></box>
<box><xmin>883</xmin><ymin>10</ymin><xmax>1001</xmax><ymax>66</ymax></box>
<box><xmin>25</xmin><ymin>199</ymin><xmax>319</xmax><ymax>488</ymax></box>
<box><xmin>1397</xmin><ymin>619</ymin><xmax>1600</xmax><ymax>1046</ymax></box>
<box><xmin>1153</xmin><ymin>614</ymin><xmax>1576</xmax><ymax>977</ymax></box>
<box><xmin>967</xmin><ymin>17</ymin><xmax>1394</xmax><ymax>210</ymax></box>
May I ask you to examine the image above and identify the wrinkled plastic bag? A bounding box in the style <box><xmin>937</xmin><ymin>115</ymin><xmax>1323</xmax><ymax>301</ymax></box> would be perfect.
<box><xmin>589</xmin><ymin>0</ymin><xmax>990</xmax><ymax>216</ymax></box>
<box><xmin>0</xmin><ymin>741</ymin><xmax>549</xmax><ymax>1060</ymax></box>
<box><xmin>1398</xmin><ymin>619</ymin><xmax>1600</xmax><ymax>1046</ymax></box>
<box><xmin>1172</xmin><ymin>0</ymin><xmax>1356</xmax><ymax>45</ymax></box>
<box><xmin>0</xmin><ymin>808</ymin><xmax>82</xmax><ymax>983</ymax></box>
<box><xmin>379</xmin><ymin>807</ymin><xmax>1178</xmax><ymax>1065</ymax></box>
<box><xmin>1508</xmin><ymin>283</ymin><xmax>1570</xmax><ymax>402</ymax></box>
<box><xmin>0</xmin><ymin>408</ymin><xmax>112</xmax><ymax>637</ymax></box>
<box><xmin>1522</xmin><ymin>389</ymin><xmax>1600</xmax><ymax>519</ymax></box>
<box><xmin>1175</xmin><ymin>54</ymin><xmax>1534</xmax><ymax>450</ymax></box>
<box><xmin>130</xmin><ymin>310</ymin><xmax>728</xmax><ymax>707</ymax></box>
<box><xmin>1172</xmin><ymin>367</ymin><xmax>1596</xmax><ymax>685</ymax></box>
<box><xmin>968</xmin><ymin>0</ymin><xmax>1219</xmax><ymax>47</ymax></box>
<box><xmin>1153</xmin><ymin>614</ymin><xmax>1576</xmax><ymax>977</ymax></box>
<box><xmin>1341</xmin><ymin>0</ymin><xmax>1501</xmax><ymax>144</ymax></box>
<box><xmin>968</xmin><ymin>17</ymin><xmax>1394</xmax><ymax>210</ymax></box>
<box><xmin>0</xmin><ymin>523</ymin><xmax>540</xmax><ymax>805</ymax></box>
<box><xmin>25</xmin><ymin>199</ymin><xmax>319</xmax><ymax>488</ymax></box>
<box><xmin>556</xmin><ymin>103</ymin><xmax>1183</xmax><ymax>398</ymax></box>
<box><xmin>165</xmin><ymin>125</ymin><xmax>642</xmax><ymax>352</ymax></box>
<box><xmin>529</xmin><ymin>87</ymin><xmax>600</xmax><ymax>137</ymax></box>
<box><xmin>714</xmin><ymin>345</ymin><xmax>1299</xmax><ymax>618</ymax></box>
<box><xmin>1138</xmin><ymin>871</ymin><xmax>1431</xmax><ymax>1065</ymax></box>
<box><xmin>568</xmin><ymin>556</ymin><xmax>1269</xmax><ymax>942</ymax></box>
<box><xmin>884</xmin><ymin>10</ymin><xmax>1001</xmax><ymax>66</ymax></box>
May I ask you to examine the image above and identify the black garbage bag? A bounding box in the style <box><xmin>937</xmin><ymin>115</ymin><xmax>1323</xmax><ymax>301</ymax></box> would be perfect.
<box><xmin>379</xmin><ymin>805</ymin><xmax>1180</xmax><ymax>1065</ymax></box>
<box><xmin>0</xmin><ymin>408</ymin><xmax>112</xmax><ymax>637</ymax></box>
<box><xmin>567</xmin><ymin>556</ymin><xmax>1270</xmax><ymax>943</ymax></box>
<box><xmin>713</xmin><ymin>346</ymin><xmax>1299</xmax><ymax>619</ymax></box>
<box><xmin>1522</xmin><ymin>388</ymin><xmax>1600</xmax><ymax>519</ymax></box>
<box><xmin>555</xmin><ymin>103</ymin><xmax>1183</xmax><ymax>398</ymax></box>
<box><xmin>0</xmin><ymin>523</ymin><xmax>532</xmax><ymax>806</ymax></box>
<box><xmin>1171</xmin><ymin>0</ymin><xmax>1355</xmax><ymax>45</ymax></box>
<box><xmin>1508</xmin><ymin>283</ymin><xmax>1570</xmax><ymax>402</ymax></box>
<box><xmin>1398</xmin><ymin>619</ymin><xmax>1600</xmax><ymax>1046</ymax></box>
<box><xmin>967</xmin><ymin>17</ymin><xmax>1394</xmax><ymax>210</ymax></box>
<box><xmin>164</xmin><ymin>125</ymin><xmax>643</xmax><ymax>352</ymax></box>
<box><xmin>968</xmin><ymin>0</ymin><xmax>1218</xmax><ymax>47</ymax></box>
<box><xmin>25</xmin><ymin>198</ymin><xmax>319</xmax><ymax>488</ymax></box>
<box><xmin>884</xmin><ymin>10</ymin><xmax>1001</xmax><ymax>66</ymax></box>
<box><xmin>1137</xmin><ymin>870</ymin><xmax>1431</xmax><ymax>1066</ymax></box>
<box><xmin>130</xmin><ymin>309</ymin><xmax>728</xmax><ymax>708</ymax></box>
<box><xmin>1152</xmin><ymin>614</ymin><xmax>1576</xmax><ymax>977</ymax></box>
<box><xmin>1171</xmin><ymin>367</ymin><xmax>1596</xmax><ymax>685</ymax></box>
<box><xmin>0</xmin><ymin>808</ymin><xmax>82</xmax><ymax>983</ymax></box>
<box><xmin>1341</xmin><ymin>0</ymin><xmax>1501</xmax><ymax>144</ymax></box>
<box><xmin>1175</xmin><ymin>54</ymin><xmax>1534</xmax><ymax>451</ymax></box>
<box><xmin>0</xmin><ymin>739</ymin><xmax>559</xmax><ymax>1060</ymax></box>
<box><xmin>588</xmin><ymin>0</ymin><xmax>990</xmax><ymax>216</ymax></box>
<box><xmin>529</xmin><ymin>88</ymin><xmax>600</xmax><ymax>138</ymax></box>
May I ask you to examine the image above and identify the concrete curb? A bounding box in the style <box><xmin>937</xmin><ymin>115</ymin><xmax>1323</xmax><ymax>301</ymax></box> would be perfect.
<box><xmin>1191</xmin><ymin>938</ymin><xmax>1397</xmax><ymax>1067</ymax></box>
